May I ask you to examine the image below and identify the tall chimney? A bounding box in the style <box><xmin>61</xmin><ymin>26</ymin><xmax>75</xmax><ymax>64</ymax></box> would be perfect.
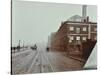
<box><xmin>82</xmin><ymin>5</ymin><xmax>87</xmax><ymax>18</ymax></box>
<box><xmin>82</xmin><ymin>5</ymin><xmax>88</xmax><ymax>22</ymax></box>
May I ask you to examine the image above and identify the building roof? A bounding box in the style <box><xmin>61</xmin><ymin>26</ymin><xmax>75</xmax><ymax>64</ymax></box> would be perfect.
<box><xmin>62</xmin><ymin>15</ymin><xmax>97</xmax><ymax>25</ymax></box>
<box><xmin>67</xmin><ymin>15</ymin><xmax>83</xmax><ymax>22</ymax></box>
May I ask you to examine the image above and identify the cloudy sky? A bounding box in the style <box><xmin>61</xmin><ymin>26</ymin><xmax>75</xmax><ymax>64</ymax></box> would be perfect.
<box><xmin>12</xmin><ymin>0</ymin><xmax>97</xmax><ymax>46</ymax></box>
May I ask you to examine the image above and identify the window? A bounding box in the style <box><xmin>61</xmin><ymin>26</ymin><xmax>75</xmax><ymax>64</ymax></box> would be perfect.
<box><xmin>94</xmin><ymin>36</ymin><xmax>97</xmax><ymax>40</ymax></box>
<box><xmin>70</xmin><ymin>26</ymin><xmax>74</xmax><ymax>31</ymax></box>
<box><xmin>82</xmin><ymin>37</ymin><xmax>86</xmax><ymax>41</ymax></box>
<box><xmin>83</xmin><ymin>27</ymin><xmax>87</xmax><ymax>31</ymax></box>
<box><xmin>69</xmin><ymin>40</ymin><xmax>72</xmax><ymax>43</ymax></box>
<box><xmin>70</xmin><ymin>36</ymin><xmax>74</xmax><ymax>40</ymax></box>
<box><xmin>76</xmin><ymin>36</ymin><xmax>80</xmax><ymax>40</ymax></box>
<box><xmin>94</xmin><ymin>28</ymin><xmax>97</xmax><ymax>31</ymax></box>
<box><xmin>69</xmin><ymin>36</ymin><xmax>74</xmax><ymax>43</ymax></box>
<box><xmin>76</xmin><ymin>27</ymin><xmax>80</xmax><ymax>33</ymax></box>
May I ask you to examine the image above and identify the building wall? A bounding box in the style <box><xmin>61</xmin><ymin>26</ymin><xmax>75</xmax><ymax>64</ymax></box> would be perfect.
<box><xmin>50</xmin><ymin>23</ymin><xmax>68</xmax><ymax>52</ymax></box>
<box><xmin>50</xmin><ymin>21</ymin><xmax>97</xmax><ymax>56</ymax></box>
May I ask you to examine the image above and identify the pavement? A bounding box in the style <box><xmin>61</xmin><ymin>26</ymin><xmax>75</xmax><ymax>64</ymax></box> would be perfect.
<box><xmin>47</xmin><ymin>52</ymin><xmax>84</xmax><ymax>72</ymax></box>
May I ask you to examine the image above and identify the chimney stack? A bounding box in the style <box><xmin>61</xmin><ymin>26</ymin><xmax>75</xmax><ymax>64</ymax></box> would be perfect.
<box><xmin>82</xmin><ymin>5</ymin><xmax>87</xmax><ymax>17</ymax></box>
<box><xmin>82</xmin><ymin>5</ymin><xmax>89</xmax><ymax>22</ymax></box>
<box><xmin>86</xmin><ymin>16</ymin><xmax>89</xmax><ymax>22</ymax></box>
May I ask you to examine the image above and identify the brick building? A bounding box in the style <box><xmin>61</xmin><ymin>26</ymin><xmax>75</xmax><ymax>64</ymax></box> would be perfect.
<box><xmin>49</xmin><ymin>5</ymin><xmax>97</xmax><ymax>60</ymax></box>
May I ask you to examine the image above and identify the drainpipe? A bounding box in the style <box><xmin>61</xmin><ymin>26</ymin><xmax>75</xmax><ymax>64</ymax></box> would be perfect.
<box><xmin>88</xmin><ymin>24</ymin><xmax>91</xmax><ymax>39</ymax></box>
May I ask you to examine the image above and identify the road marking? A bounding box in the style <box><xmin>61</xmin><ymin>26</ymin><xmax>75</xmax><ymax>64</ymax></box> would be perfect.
<box><xmin>40</xmin><ymin>51</ymin><xmax>43</xmax><ymax>73</ymax></box>
<box><xmin>27</xmin><ymin>51</ymin><xmax>39</xmax><ymax>73</ymax></box>
<box><xmin>43</xmin><ymin>52</ymin><xmax>54</xmax><ymax>72</ymax></box>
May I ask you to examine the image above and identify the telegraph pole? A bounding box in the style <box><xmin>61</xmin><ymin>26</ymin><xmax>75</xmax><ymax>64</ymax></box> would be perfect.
<box><xmin>23</xmin><ymin>41</ymin><xmax>24</xmax><ymax>50</ymax></box>
<box><xmin>17</xmin><ymin>40</ymin><xmax>21</xmax><ymax>51</ymax></box>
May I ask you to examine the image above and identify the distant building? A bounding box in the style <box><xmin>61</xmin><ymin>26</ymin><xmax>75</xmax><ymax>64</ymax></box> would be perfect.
<box><xmin>48</xmin><ymin>32</ymin><xmax>56</xmax><ymax>51</ymax></box>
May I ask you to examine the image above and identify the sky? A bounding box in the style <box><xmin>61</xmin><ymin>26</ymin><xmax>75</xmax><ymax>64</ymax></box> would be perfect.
<box><xmin>12</xmin><ymin>1</ymin><xmax>97</xmax><ymax>46</ymax></box>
